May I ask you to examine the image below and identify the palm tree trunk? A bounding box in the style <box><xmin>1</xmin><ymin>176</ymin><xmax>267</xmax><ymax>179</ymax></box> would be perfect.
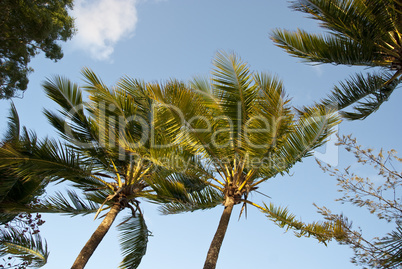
<box><xmin>203</xmin><ymin>197</ymin><xmax>235</xmax><ymax>269</ymax></box>
<box><xmin>71</xmin><ymin>202</ymin><xmax>121</xmax><ymax>269</ymax></box>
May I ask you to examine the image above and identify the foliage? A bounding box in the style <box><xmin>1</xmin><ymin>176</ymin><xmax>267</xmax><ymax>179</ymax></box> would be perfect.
<box><xmin>149</xmin><ymin>51</ymin><xmax>345</xmax><ymax>268</ymax></box>
<box><xmin>316</xmin><ymin>135</ymin><xmax>402</xmax><ymax>268</ymax></box>
<box><xmin>0</xmin><ymin>70</ymin><xmax>214</xmax><ymax>268</ymax></box>
<box><xmin>271</xmin><ymin>0</ymin><xmax>402</xmax><ymax>120</ymax></box>
<box><xmin>117</xmin><ymin>214</ymin><xmax>150</xmax><ymax>269</ymax></box>
<box><xmin>0</xmin><ymin>105</ymin><xmax>49</xmax><ymax>268</ymax></box>
<box><xmin>0</xmin><ymin>0</ymin><xmax>75</xmax><ymax>99</ymax></box>
<box><xmin>0</xmin><ymin>216</ymin><xmax>48</xmax><ymax>269</ymax></box>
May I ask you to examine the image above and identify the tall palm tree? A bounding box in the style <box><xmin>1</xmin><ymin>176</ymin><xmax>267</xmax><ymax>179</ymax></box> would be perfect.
<box><xmin>0</xmin><ymin>70</ymin><xmax>206</xmax><ymax>269</ymax></box>
<box><xmin>271</xmin><ymin>0</ymin><xmax>402</xmax><ymax>120</ymax></box>
<box><xmin>148</xmin><ymin>52</ymin><xmax>346</xmax><ymax>269</ymax></box>
<box><xmin>0</xmin><ymin>103</ymin><xmax>49</xmax><ymax>268</ymax></box>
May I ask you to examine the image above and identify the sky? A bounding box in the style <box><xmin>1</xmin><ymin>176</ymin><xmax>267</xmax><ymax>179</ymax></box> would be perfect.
<box><xmin>1</xmin><ymin>0</ymin><xmax>402</xmax><ymax>268</ymax></box>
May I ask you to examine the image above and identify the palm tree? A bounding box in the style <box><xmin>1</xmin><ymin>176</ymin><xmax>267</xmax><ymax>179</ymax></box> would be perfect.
<box><xmin>0</xmin><ymin>103</ymin><xmax>49</xmax><ymax>268</ymax></box>
<box><xmin>0</xmin><ymin>70</ymin><xmax>206</xmax><ymax>269</ymax></box>
<box><xmin>148</xmin><ymin>52</ymin><xmax>346</xmax><ymax>269</ymax></box>
<box><xmin>271</xmin><ymin>0</ymin><xmax>402</xmax><ymax>120</ymax></box>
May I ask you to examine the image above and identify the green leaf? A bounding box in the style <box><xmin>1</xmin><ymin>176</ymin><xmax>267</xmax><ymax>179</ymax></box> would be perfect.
<box><xmin>257</xmin><ymin>105</ymin><xmax>340</xmax><ymax>180</ymax></box>
<box><xmin>376</xmin><ymin>224</ymin><xmax>402</xmax><ymax>268</ymax></box>
<box><xmin>4</xmin><ymin>102</ymin><xmax>20</xmax><ymax>143</ymax></box>
<box><xmin>272</xmin><ymin>0</ymin><xmax>402</xmax><ymax>120</ymax></box>
<box><xmin>159</xmin><ymin>186</ymin><xmax>223</xmax><ymax>215</ymax></box>
<box><xmin>271</xmin><ymin>28</ymin><xmax>378</xmax><ymax>66</ymax></box>
<box><xmin>261</xmin><ymin>202</ymin><xmax>347</xmax><ymax>244</ymax></box>
<box><xmin>118</xmin><ymin>214</ymin><xmax>149</xmax><ymax>269</ymax></box>
<box><xmin>303</xmin><ymin>71</ymin><xmax>400</xmax><ymax>120</ymax></box>
<box><xmin>0</xmin><ymin>227</ymin><xmax>49</xmax><ymax>267</ymax></box>
<box><xmin>37</xmin><ymin>190</ymin><xmax>100</xmax><ymax>217</ymax></box>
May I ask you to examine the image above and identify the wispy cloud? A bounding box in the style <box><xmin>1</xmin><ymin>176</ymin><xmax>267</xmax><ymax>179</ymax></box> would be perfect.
<box><xmin>71</xmin><ymin>0</ymin><xmax>138</xmax><ymax>60</ymax></box>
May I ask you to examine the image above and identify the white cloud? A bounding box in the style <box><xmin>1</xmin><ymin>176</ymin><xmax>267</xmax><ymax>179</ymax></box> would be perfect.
<box><xmin>71</xmin><ymin>0</ymin><xmax>138</xmax><ymax>60</ymax></box>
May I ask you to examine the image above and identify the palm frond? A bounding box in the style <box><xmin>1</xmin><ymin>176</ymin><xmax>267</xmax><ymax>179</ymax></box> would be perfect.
<box><xmin>148</xmin><ymin>174</ymin><xmax>190</xmax><ymax>203</ymax></box>
<box><xmin>271</xmin><ymin>29</ymin><xmax>378</xmax><ymax>66</ymax></box>
<box><xmin>0</xmin><ymin>170</ymin><xmax>20</xmax><ymax>205</ymax></box>
<box><xmin>376</xmin><ymin>224</ymin><xmax>402</xmax><ymax>268</ymax></box>
<box><xmin>338</xmin><ymin>78</ymin><xmax>400</xmax><ymax>120</ymax></box>
<box><xmin>0</xmin><ymin>227</ymin><xmax>49</xmax><ymax>267</ymax></box>
<box><xmin>273</xmin><ymin>0</ymin><xmax>402</xmax><ymax>121</ymax></box>
<box><xmin>0</xmin><ymin>138</ymin><xmax>106</xmax><ymax>189</ymax></box>
<box><xmin>42</xmin><ymin>75</ymin><xmax>100</xmax><ymax>147</ymax></box>
<box><xmin>0</xmin><ymin>104</ymin><xmax>49</xmax><ymax>223</ymax></box>
<box><xmin>211</xmin><ymin>52</ymin><xmax>259</xmax><ymax>156</ymax></box>
<box><xmin>83</xmin><ymin>188</ymin><xmax>115</xmax><ymax>205</ymax></box>
<box><xmin>117</xmin><ymin>214</ymin><xmax>149</xmax><ymax>269</ymax></box>
<box><xmin>303</xmin><ymin>71</ymin><xmax>400</xmax><ymax>120</ymax></box>
<box><xmin>0</xmin><ymin>172</ymin><xmax>47</xmax><ymax>213</ymax></box>
<box><xmin>4</xmin><ymin>103</ymin><xmax>20</xmax><ymax>143</ymax></box>
<box><xmin>261</xmin><ymin>202</ymin><xmax>347</xmax><ymax>244</ymax></box>
<box><xmin>212</xmin><ymin>51</ymin><xmax>256</xmax><ymax>121</ymax></box>
<box><xmin>159</xmin><ymin>186</ymin><xmax>223</xmax><ymax>215</ymax></box>
<box><xmin>33</xmin><ymin>190</ymin><xmax>99</xmax><ymax>216</ymax></box>
<box><xmin>168</xmin><ymin>172</ymin><xmax>210</xmax><ymax>193</ymax></box>
<box><xmin>257</xmin><ymin>105</ymin><xmax>340</xmax><ymax>180</ymax></box>
<box><xmin>289</xmin><ymin>0</ymin><xmax>393</xmax><ymax>41</ymax></box>
<box><xmin>148</xmin><ymin>80</ymin><xmax>216</xmax><ymax>159</ymax></box>
<box><xmin>245</xmin><ymin>72</ymin><xmax>293</xmax><ymax>157</ymax></box>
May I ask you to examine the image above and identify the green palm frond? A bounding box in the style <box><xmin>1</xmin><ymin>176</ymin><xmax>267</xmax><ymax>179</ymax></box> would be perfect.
<box><xmin>0</xmin><ymin>227</ymin><xmax>49</xmax><ymax>267</ymax></box>
<box><xmin>332</xmin><ymin>74</ymin><xmax>399</xmax><ymax>120</ymax></box>
<box><xmin>376</xmin><ymin>224</ymin><xmax>402</xmax><ymax>268</ymax></box>
<box><xmin>159</xmin><ymin>186</ymin><xmax>223</xmax><ymax>215</ymax></box>
<box><xmin>300</xmin><ymin>71</ymin><xmax>400</xmax><ymax>120</ymax></box>
<box><xmin>245</xmin><ymin>72</ymin><xmax>293</xmax><ymax>157</ymax></box>
<box><xmin>211</xmin><ymin>52</ymin><xmax>269</xmax><ymax>159</ymax></box>
<box><xmin>118</xmin><ymin>76</ymin><xmax>151</xmax><ymax>114</ymax></box>
<box><xmin>257</xmin><ymin>105</ymin><xmax>340</xmax><ymax>180</ymax></box>
<box><xmin>146</xmin><ymin>168</ymin><xmax>211</xmax><ymax>203</ymax></box>
<box><xmin>212</xmin><ymin>51</ymin><xmax>256</xmax><ymax>125</ymax></box>
<box><xmin>290</xmin><ymin>0</ymin><xmax>394</xmax><ymax>40</ymax></box>
<box><xmin>37</xmin><ymin>190</ymin><xmax>99</xmax><ymax>217</ymax></box>
<box><xmin>148</xmin><ymin>80</ymin><xmax>216</xmax><ymax>159</ymax></box>
<box><xmin>288</xmin><ymin>105</ymin><xmax>339</xmax><ymax>154</ymax></box>
<box><xmin>0</xmin><ymin>170</ymin><xmax>21</xmax><ymax>205</ymax></box>
<box><xmin>0</xmin><ymin>105</ymin><xmax>49</xmax><ymax>222</ymax></box>
<box><xmin>4</xmin><ymin>102</ymin><xmax>20</xmax><ymax>143</ymax></box>
<box><xmin>273</xmin><ymin>0</ymin><xmax>402</xmax><ymax>120</ymax></box>
<box><xmin>321</xmin><ymin>71</ymin><xmax>398</xmax><ymax>108</ymax></box>
<box><xmin>43</xmin><ymin>75</ymin><xmax>84</xmax><ymax>113</ymax></box>
<box><xmin>84</xmin><ymin>69</ymin><xmax>151</xmax><ymax>128</ymax></box>
<box><xmin>1</xmin><ymin>191</ymin><xmax>100</xmax><ymax>216</ymax></box>
<box><xmin>271</xmin><ymin>29</ymin><xmax>378</xmax><ymax>65</ymax></box>
<box><xmin>83</xmin><ymin>188</ymin><xmax>115</xmax><ymax>205</ymax></box>
<box><xmin>148</xmin><ymin>174</ymin><xmax>190</xmax><ymax>203</ymax></box>
<box><xmin>118</xmin><ymin>214</ymin><xmax>149</xmax><ymax>269</ymax></box>
<box><xmin>167</xmin><ymin>172</ymin><xmax>210</xmax><ymax>193</ymax></box>
<box><xmin>0</xmin><ymin>137</ymin><xmax>109</xmax><ymax>190</ymax></box>
<box><xmin>261</xmin><ymin>202</ymin><xmax>347</xmax><ymax>245</ymax></box>
<box><xmin>42</xmin><ymin>75</ymin><xmax>100</xmax><ymax>148</ymax></box>
<box><xmin>0</xmin><ymin>173</ymin><xmax>47</xmax><ymax>214</ymax></box>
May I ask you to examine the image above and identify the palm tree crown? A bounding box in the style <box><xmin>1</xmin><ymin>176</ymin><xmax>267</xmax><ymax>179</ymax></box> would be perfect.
<box><xmin>149</xmin><ymin>52</ymin><xmax>345</xmax><ymax>269</ymax></box>
<box><xmin>0</xmin><ymin>70</ymin><xmax>205</xmax><ymax>269</ymax></box>
<box><xmin>271</xmin><ymin>0</ymin><xmax>402</xmax><ymax>120</ymax></box>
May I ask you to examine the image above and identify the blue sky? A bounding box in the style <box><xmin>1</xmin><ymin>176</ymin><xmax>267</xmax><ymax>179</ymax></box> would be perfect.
<box><xmin>1</xmin><ymin>0</ymin><xmax>402</xmax><ymax>268</ymax></box>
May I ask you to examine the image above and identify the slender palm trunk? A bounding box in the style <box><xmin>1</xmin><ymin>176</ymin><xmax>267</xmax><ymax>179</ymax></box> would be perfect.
<box><xmin>71</xmin><ymin>202</ymin><xmax>121</xmax><ymax>269</ymax></box>
<box><xmin>203</xmin><ymin>197</ymin><xmax>235</xmax><ymax>269</ymax></box>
